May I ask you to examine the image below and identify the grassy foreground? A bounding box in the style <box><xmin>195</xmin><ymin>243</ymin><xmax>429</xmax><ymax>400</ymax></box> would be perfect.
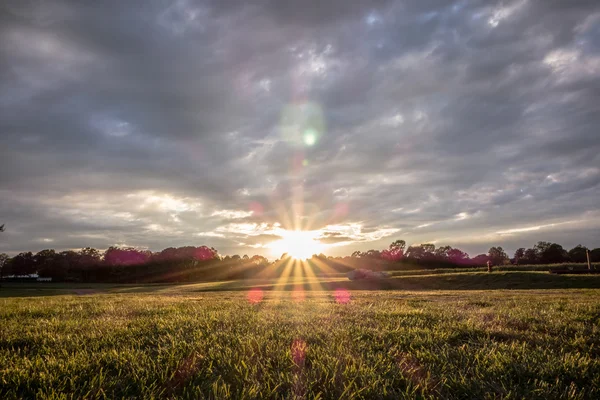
<box><xmin>1</xmin><ymin>287</ymin><xmax>600</xmax><ymax>399</ymax></box>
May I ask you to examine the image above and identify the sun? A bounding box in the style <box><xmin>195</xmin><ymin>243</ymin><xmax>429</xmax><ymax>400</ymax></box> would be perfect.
<box><xmin>269</xmin><ymin>230</ymin><xmax>325</xmax><ymax>260</ymax></box>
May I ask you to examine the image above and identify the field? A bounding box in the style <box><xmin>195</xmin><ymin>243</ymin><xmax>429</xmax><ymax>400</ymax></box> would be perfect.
<box><xmin>2</xmin><ymin>270</ymin><xmax>600</xmax><ymax>399</ymax></box>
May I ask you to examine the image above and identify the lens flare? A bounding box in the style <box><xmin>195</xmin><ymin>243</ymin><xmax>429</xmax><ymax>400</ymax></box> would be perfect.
<box><xmin>303</xmin><ymin>129</ymin><xmax>317</xmax><ymax>146</ymax></box>
<box><xmin>247</xmin><ymin>288</ymin><xmax>264</xmax><ymax>304</ymax></box>
<box><xmin>279</xmin><ymin>102</ymin><xmax>325</xmax><ymax>148</ymax></box>
<box><xmin>334</xmin><ymin>288</ymin><xmax>351</xmax><ymax>304</ymax></box>
<box><xmin>291</xmin><ymin>339</ymin><xmax>307</xmax><ymax>366</ymax></box>
<box><xmin>292</xmin><ymin>287</ymin><xmax>306</xmax><ymax>302</ymax></box>
<box><xmin>249</xmin><ymin>201</ymin><xmax>264</xmax><ymax>216</ymax></box>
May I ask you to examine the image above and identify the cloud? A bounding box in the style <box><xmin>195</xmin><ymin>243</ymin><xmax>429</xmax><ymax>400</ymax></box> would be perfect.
<box><xmin>1</xmin><ymin>0</ymin><xmax>599</xmax><ymax>257</ymax></box>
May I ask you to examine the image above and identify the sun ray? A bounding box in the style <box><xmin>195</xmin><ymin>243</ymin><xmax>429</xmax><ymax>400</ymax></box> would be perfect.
<box><xmin>271</xmin><ymin>256</ymin><xmax>295</xmax><ymax>298</ymax></box>
<box><xmin>300</xmin><ymin>259</ymin><xmax>324</xmax><ymax>292</ymax></box>
<box><xmin>309</xmin><ymin>257</ymin><xmax>343</xmax><ymax>277</ymax></box>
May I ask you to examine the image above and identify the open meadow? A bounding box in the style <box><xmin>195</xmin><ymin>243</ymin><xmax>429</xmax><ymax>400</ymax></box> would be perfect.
<box><xmin>1</xmin><ymin>270</ymin><xmax>600</xmax><ymax>399</ymax></box>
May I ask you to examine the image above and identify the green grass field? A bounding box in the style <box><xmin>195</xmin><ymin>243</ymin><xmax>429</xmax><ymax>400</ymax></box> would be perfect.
<box><xmin>2</xmin><ymin>271</ymin><xmax>600</xmax><ymax>399</ymax></box>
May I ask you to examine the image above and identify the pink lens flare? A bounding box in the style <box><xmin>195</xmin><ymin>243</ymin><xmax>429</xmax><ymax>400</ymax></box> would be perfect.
<box><xmin>247</xmin><ymin>288</ymin><xmax>264</xmax><ymax>304</ymax></box>
<box><xmin>333</xmin><ymin>202</ymin><xmax>349</xmax><ymax>219</ymax></box>
<box><xmin>291</xmin><ymin>339</ymin><xmax>307</xmax><ymax>366</ymax></box>
<box><xmin>249</xmin><ymin>201</ymin><xmax>264</xmax><ymax>216</ymax></box>
<box><xmin>334</xmin><ymin>288</ymin><xmax>351</xmax><ymax>304</ymax></box>
<box><xmin>292</xmin><ymin>287</ymin><xmax>306</xmax><ymax>303</ymax></box>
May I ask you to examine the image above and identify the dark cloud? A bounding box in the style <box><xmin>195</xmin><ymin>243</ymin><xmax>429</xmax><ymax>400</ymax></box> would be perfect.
<box><xmin>1</xmin><ymin>0</ymin><xmax>599</xmax><ymax>257</ymax></box>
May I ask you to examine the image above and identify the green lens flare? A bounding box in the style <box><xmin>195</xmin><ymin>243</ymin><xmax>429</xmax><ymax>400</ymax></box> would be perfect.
<box><xmin>303</xmin><ymin>129</ymin><xmax>317</xmax><ymax>146</ymax></box>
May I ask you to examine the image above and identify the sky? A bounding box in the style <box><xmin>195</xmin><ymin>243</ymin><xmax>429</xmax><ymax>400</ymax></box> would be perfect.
<box><xmin>1</xmin><ymin>0</ymin><xmax>600</xmax><ymax>258</ymax></box>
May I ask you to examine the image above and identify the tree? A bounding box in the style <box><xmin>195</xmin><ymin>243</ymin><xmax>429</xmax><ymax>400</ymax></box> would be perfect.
<box><xmin>590</xmin><ymin>248</ymin><xmax>600</xmax><ymax>263</ymax></box>
<box><xmin>405</xmin><ymin>246</ymin><xmax>423</xmax><ymax>259</ymax></box>
<box><xmin>104</xmin><ymin>247</ymin><xmax>149</xmax><ymax>266</ymax></box>
<box><xmin>0</xmin><ymin>224</ymin><xmax>4</xmax><ymax>232</ymax></box>
<box><xmin>447</xmin><ymin>248</ymin><xmax>468</xmax><ymax>264</ymax></box>
<box><xmin>351</xmin><ymin>250</ymin><xmax>363</xmax><ymax>258</ymax></box>
<box><xmin>534</xmin><ymin>242</ymin><xmax>552</xmax><ymax>260</ymax></box>
<box><xmin>381</xmin><ymin>248</ymin><xmax>403</xmax><ymax>262</ymax></box>
<box><xmin>193</xmin><ymin>246</ymin><xmax>218</xmax><ymax>261</ymax></box>
<box><xmin>79</xmin><ymin>247</ymin><xmax>101</xmax><ymax>266</ymax></box>
<box><xmin>0</xmin><ymin>253</ymin><xmax>8</xmax><ymax>280</ymax></box>
<box><xmin>522</xmin><ymin>248</ymin><xmax>539</xmax><ymax>264</ymax></box>
<box><xmin>405</xmin><ymin>244</ymin><xmax>435</xmax><ymax>260</ymax></box>
<box><xmin>471</xmin><ymin>254</ymin><xmax>489</xmax><ymax>266</ymax></box>
<box><xmin>488</xmin><ymin>247</ymin><xmax>508</xmax><ymax>265</ymax></box>
<box><xmin>250</xmin><ymin>255</ymin><xmax>269</xmax><ymax>267</ymax></box>
<box><xmin>421</xmin><ymin>244</ymin><xmax>435</xmax><ymax>255</ymax></box>
<box><xmin>365</xmin><ymin>249</ymin><xmax>382</xmax><ymax>259</ymax></box>
<box><xmin>434</xmin><ymin>246</ymin><xmax>453</xmax><ymax>260</ymax></box>
<box><xmin>389</xmin><ymin>240</ymin><xmax>406</xmax><ymax>252</ymax></box>
<box><xmin>513</xmin><ymin>248</ymin><xmax>525</xmax><ymax>265</ymax></box>
<box><xmin>10</xmin><ymin>252</ymin><xmax>36</xmax><ymax>275</ymax></box>
<box><xmin>568</xmin><ymin>245</ymin><xmax>588</xmax><ymax>263</ymax></box>
<box><xmin>34</xmin><ymin>249</ymin><xmax>57</xmax><ymax>276</ymax></box>
<box><xmin>537</xmin><ymin>242</ymin><xmax>568</xmax><ymax>264</ymax></box>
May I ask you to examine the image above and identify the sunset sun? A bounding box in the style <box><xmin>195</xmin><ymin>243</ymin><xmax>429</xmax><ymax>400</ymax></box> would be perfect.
<box><xmin>269</xmin><ymin>230</ymin><xmax>325</xmax><ymax>260</ymax></box>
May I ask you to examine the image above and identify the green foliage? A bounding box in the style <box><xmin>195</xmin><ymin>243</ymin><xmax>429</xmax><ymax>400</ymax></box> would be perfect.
<box><xmin>0</xmin><ymin>288</ymin><xmax>599</xmax><ymax>399</ymax></box>
<box><xmin>488</xmin><ymin>246</ymin><xmax>508</xmax><ymax>265</ymax></box>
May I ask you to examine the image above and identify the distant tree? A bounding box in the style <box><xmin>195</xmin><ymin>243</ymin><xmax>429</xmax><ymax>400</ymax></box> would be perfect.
<box><xmin>513</xmin><ymin>248</ymin><xmax>525</xmax><ymax>264</ymax></box>
<box><xmin>421</xmin><ymin>244</ymin><xmax>435</xmax><ymax>255</ymax></box>
<box><xmin>488</xmin><ymin>247</ymin><xmax>508</xmax><ymax>265</ymax></box>
<box><xmin>534</xmin><ymin>242</ymin><xmax>552</xmax><ymax>257</ymax></box>
<box><xmin>522</xmin><ymin>247</ymin><xmax>539</xmax><ymax>264</ymax></box>
<box><xmin>405</xmin><ymin>244</ymin><xmax>435</xmax><ymax>260</ymax></box>
<box><xmin>79</xmin><ymin>247</ymin><xmax>102</xmax><ymax>265</ymax></box>
<box><xmin>447</xmin><ymin>248</ymin><xmax>469</xmax><ymax>264</ymax></box>
<box><xmin>193</xmin><ymin>246</ymin><xmax>218</xmax><ymax>261</ymax></box>
<box><xmin>434</xmin><ymin>245</ymin><xmax>453</xmax><ymax>260</ymax></box>
<box><xmin>590</xmin><ymin>248</ymin><xmax>600</xmax><ymax>263</ymax></box>
<box><xmin>365</xmin><ymin>249</ymin><xmax>381</xmax><ymax>259</ymax></box>
<box><xmin>568</xmin><ymin>245</ymin><xmax>588</xmax><ymax>263</ymax></box>
<box><xmin>242</xmin><ymin>254</ymin><xmax>249</xmax><ymax>261</ymax></box>
<box><xmin>10</xmin><ymin>252</ymin><xmax>36</xmax><ymax>275</ymax></box>
<box><xmin>34</xmin><ymin>249</ymin><xmax>57</xmax><ymax>275</ymax></box>
<box><xmin>250</xmin><ymin>255</ymin><xmax>269</xmax><ymax>267</ymax></box>
<box><xmin>405</xmin><ymin>246</ymin><xmax>422</xmax><ymax>259</ymax></box>
<box><xmin>471</xmin><ymin>254</ymin><xmax>489</xmax><ymax>266</ymax></box>
<box><xmin>104</xmin><ymin>247</ymin><xmax>149</xmax><ymax>266</ymax></box>
<box><xmin>381</xmin><ymin>247</ymin><xmax>403</xmax><ymax>262</ymax></box>
<box><xmin>0</xmin><ymin>224</ymin><xmax>4</xmax><ymax>232</ymax></box>
<box><xmin>315</xmin><ymin>253</ymin><xmax>327</xmax><ymax>261</ymax></box>
<box><xmin>351</xmin><ymin>250</ymin><xmax>363</xmax><ymax>258</ymax></box>
<box><xmin>0</xmin><ymin>253</ymin><xmax>8</xmax><ymax>280</ymax></box>
<box><xmin>536</xmin><ymin>242</ymin><xmax>568</xmax><ymax>264</ymax></box>
<box><xmin>389</xmin><ymin>240</ymin><xmax>406</xmax><ymax>252</ymax></box>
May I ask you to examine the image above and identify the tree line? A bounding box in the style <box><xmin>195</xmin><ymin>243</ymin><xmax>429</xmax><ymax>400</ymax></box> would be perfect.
<box><xmin>0</xmin><ymin>240</ymin><xmax>597</xmax><ymax>283</ymax></box>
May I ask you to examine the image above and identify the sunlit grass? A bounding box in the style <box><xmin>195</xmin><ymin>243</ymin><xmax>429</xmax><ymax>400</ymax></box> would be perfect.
<box><xmin>1</xmin><ymin>289</ymin><xmax>599</xmax><ymax>399</ymax></box>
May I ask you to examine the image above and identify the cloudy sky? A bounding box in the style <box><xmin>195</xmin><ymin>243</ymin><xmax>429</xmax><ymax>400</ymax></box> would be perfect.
<box><xmin>1</xmin><ymin>0</ymin><xmax>599</xmax><ymax>258</ymax></box>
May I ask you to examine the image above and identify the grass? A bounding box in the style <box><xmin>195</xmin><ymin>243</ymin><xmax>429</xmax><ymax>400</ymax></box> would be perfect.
<box><xmin>1</xmin><ymin>272</ymin><xmax>600</xmax><ymax>399</ymax></box>
<box><xmin>3</xmin><ymin>270</ymin><xmax>600</xmax><ymax>297</ymax></box>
